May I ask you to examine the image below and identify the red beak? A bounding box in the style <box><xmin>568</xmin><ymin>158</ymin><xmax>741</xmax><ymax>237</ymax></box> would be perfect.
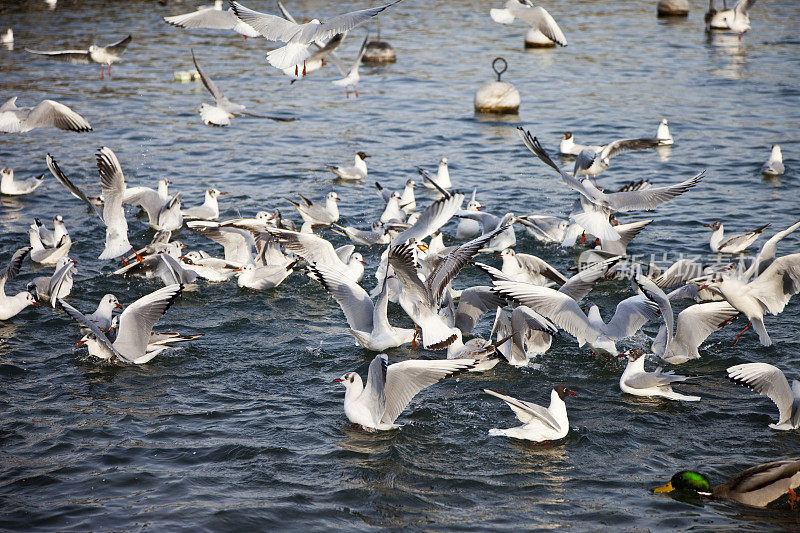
<box><xmin>32</xmin><ymin>301</ymin><xmax>41</xmax><ymax>308</ymax></box>
<box><xmin>332</xmin><ymin>378</ymin><xmax>343</xmax><ymax>383</ymax></box>
<box><xmin>75</xmin><ymin>339</ymin><xmax>86</xmax><ymax>347</ymax></box>
<box><xmin>115</xmin><ymin>303</ymin><xmax>123</xmax><ymax>309</ymax></box>
<box><xmin>566</xmin><ymin>390</ymin><xmax>577</xmax><ymax>396</ymax></box>
<box><xmin>218</xmin><ymin>192</ymin><xmax>227</xmax><ymax>195</ymax></box>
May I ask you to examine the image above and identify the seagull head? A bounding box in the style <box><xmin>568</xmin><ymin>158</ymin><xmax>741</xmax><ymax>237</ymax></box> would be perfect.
<box><xmin>561</xmin><ymin>132</ymin><xmax>572</xmax><ymax>140</ymax></box>
<box><xmin>333</xmin><ymin>371</ymin><xmax>363</xmax><ymax>392</ymax></box>
<box><xmin>25</xmin><ymin>292</ymin><xmax>39</xmax><ymax>308</ymax></box>
<box><xmin>351</xmin><ymin>252</ymin><xmax>366</xmax><ymax>266</ymax></box>
<box><xmin>618</xmin><ymin>348</ymin><xmax>646</xmax><ymax>361</ymax></box>
<box><xmin>327</xmin><ymin>191</ymin><xmax>341</xmax><ymax>202</ymax></box>
<box><xmin>405</xmin><ymin>179</ymin><xmax>416</xmax><ymax>188</ymax></box>
<box><xmin>554</xmin><ymin>386</ymin><xmax>577</xmax><ymax>400</ymax></box>
<box><xmin>356</xmin><ymin>151</ymin><xmax>370</xmax><ymax>160</ymax></box>
<box><xmin>703</xmin><ymin>221</ymin><xmax>721</xmax><ymax>231</ymax></box>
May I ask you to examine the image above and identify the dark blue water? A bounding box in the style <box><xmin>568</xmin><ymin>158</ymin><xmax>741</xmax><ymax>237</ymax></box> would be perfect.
<box><xmin>1</xmin><ymin>0</ymin><xmax>799</xmax><ymax>530</ymax></box>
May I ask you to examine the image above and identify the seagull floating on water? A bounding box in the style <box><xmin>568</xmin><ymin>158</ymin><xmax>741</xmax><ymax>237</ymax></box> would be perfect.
<box><xmin>1</xmin><ymin>167</ymin><xmax>44</xmax><ymax>196</ymax></box>
<box><xmin>327</xmin><ymin>151</ymin><xmax>369</xmax><ymax>181</ymax></box>
<box><xmin>484</xmin><ymin>386</ymin><xmax>575</xmax><ymax>442</ymax></box>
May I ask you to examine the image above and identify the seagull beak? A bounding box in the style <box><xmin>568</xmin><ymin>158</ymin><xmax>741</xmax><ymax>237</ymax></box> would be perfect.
<box><xmin>218</xmin><ymin>192</ymin><xmax>227</xmax><ymax>195</ymax></box>
<box><xmin>703</xmin><ymin>224</ymin><xmax>712</xmax><ymax>228</ymax></box>
<box><xmin>31</xmin><ymin>301</ymin><xmax>41</xmax><ymax>308</ymax></box>
<box><xmin>617</xmin><ymin>352</ymin><xmax>628</xmax><ymax>358</ymax></box>
<box><xmin>697</xmin><ymin>284</ymin><xmax>709</xmax><ymax>291</ymax></box>
<box><xmin>75</xmin><ymin>339</ymin><xmax>86</xmax><ymax>347</ymax></box>
<box><xmin>566</xmin><ymin>389</ymin><xmax>577</xmax><ymax>396</ymax></box>
<box><xmin>234</xmin><ymin>268</ymin><xmax>242</xmax><ymax>272</ymax></box>
<box><xmin>115</xmin><ymin>302</ymin><xmax>123</xmax><ymax>309</ymax></box>
<box><xmin>359</xmin><ymin>260</ymin><xmax>366</xmax><ymax>265</ymax></box>
<box><xmin>653</xmin><ymin>482</ymin><xmax>674</xmax><ymax>494</ymax></box>
<box><xmin>332</xmin><ymin>378</ymin><xmax>343</xmax><ymax>383</ymax></box>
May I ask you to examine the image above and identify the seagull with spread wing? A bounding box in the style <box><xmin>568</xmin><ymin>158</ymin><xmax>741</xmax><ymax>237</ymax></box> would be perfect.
<box><xmin>229</xmin><ymin>0</ymin><xmax>404</xmax><ymax>72</ymax></box>
<box><xmin>25</xmin><ymin>35</ymin><xmax>132</xmax><ymax>78</ymax></box>
<box><xmin>0</xmin><ymin>97</ymin><xmax>91</xmax><ymax>133</ymax></box>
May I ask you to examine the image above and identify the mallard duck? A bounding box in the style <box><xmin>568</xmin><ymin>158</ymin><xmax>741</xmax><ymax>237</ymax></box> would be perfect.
<box><xmin>654</xmin><ymin>458</ymin><xmax>800</xmax><ymax>508</ymax></box>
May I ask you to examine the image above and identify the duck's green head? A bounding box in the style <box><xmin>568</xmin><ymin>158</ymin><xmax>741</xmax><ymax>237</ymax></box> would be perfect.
<box><xmin>654</xmin><ymin>471</ymin><xmax>712</xmax><ymax>495</ymax></box>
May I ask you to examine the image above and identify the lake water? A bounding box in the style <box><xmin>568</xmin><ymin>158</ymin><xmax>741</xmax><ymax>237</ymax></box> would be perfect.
<box><xmin>1</xmin><ymin>0</ymin><xmax>800</xmax><ymax>530</ymax></box>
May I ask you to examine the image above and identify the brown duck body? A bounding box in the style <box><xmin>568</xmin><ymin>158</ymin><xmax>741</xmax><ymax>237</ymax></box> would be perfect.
<box><xmin>712</xmin><ymin>459</ymin><xmax>800</xmax><ymax>507</ymax></box>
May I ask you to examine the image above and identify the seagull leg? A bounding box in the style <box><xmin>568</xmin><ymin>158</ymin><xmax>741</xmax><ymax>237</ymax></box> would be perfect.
<box><xmin>788</xmin><ymin>488</ymin><xmax>799</xmax><ymax>510</ymax></box>
<box><xmin>100</xmin><ymin>65</ymin><xmax>105</xmax><ymax>79</ymax></box>
<box><xmin>131</xmin><ymin>247</ymin><xmax>144</xmax><ymax>263</ymax></box>
<box><xmin>731</xmin><ymin>321</ymin><xmax>751</xmax><ymax>346</ymax></box>
<box><xmin>302</xmin><ymin>60</ymin><xmax>306</xmax><ymax>77</ymax></box>
<box><xmin>345</xmin><ymin>88</ymin><xmax>350</xmax><ymax>99</ymax></box>
<box><xmin>411</xmin><ymin>327</ymin><xmax>419</xmax><ymax>350</ymax></box>
<box><xmin>718</xmin><ymin>315</ymin><xmax>738</xmax><ymax>329</ymax></box>
<box><xmin>121</xmin><ymin>256</ymin><xmax>128</xmax><ymax>266</ymax></box>
<box><xmin>290</xmin><ymin>79</ymin><xmax>296</xmax><ymax>85</ymax></box>
<box><xmin>354</xmin><ymin>87</ymin><xmax>359</xmax><ymax>98</ymax></box>
<box><xmin>108</xmin><ymin>64</ymin><xmax>111</xmax><ymax>77</ymax></box>
<box><xmin>295</xmin><ymin>64</ymin><xmax>299</xmax><ymax>77</ymax></box>
<box><xmin>580</xmin><ymin>232</ymin><xmax>586</xmax><ymax>244</ymax></box>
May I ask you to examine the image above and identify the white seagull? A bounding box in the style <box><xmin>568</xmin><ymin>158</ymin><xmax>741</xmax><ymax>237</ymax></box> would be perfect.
<box><xmin>289</xmin><ymin>192</ymin><xmax>340</xmax><ymax>227</ymax></box>
<box><xmin>705</xmin><ymin>0</ymin><xmax>757</xmax><ymax>37</ymax></box>
<box><xmin>333</xmin><ymin>353</ymin><xmax>477</xmax><ymax>431</ymax></box>
<box><xmin>331</xmin><ymin>35</ymin><xmax>368</xmax><ymax>98</ymax></box>
<box><xmin>705</xmin><ymin>221</ymin><xmax>769</xmax><ymax>254</ymax></box>
<box><xmin>420</xmin><ymin>158</ymin><xmax>451</xmax><ymax>191</ymax></box>
<box><xmin>727</xmin><ymin>362</ymin><xmax>800</xmax><ymax>430</ymax></box>
<box><xmin>230</xmin><ymin>0</ymin><xmax>404</xmax><ymax>71</ymax></box>
<box><xmin>86</xmin><ymin>294</ymin><xmax>122</xmax><ymax>331</ymax></box>
<box><xmin>0</xmin><ymin>247</ymin><xmax>38</xmax><ymax>320</ymax></box>
<box><xmin>761</xmin><ymin>145</ymin><xmax>784</xmax><ymax>176</ymax></box>
<box><xmin>698</xmin><ymin>253</ymin><xmax>800</xmax><ymax>346</ymax></box>
<box><xmin>59</xmin><ymin>284</ymin><xmax>183</xmax><ymax>364</ymax></box>
<box><xmin>267</xmin><ymin>227</ymin><xmax>366</xmax><ymax>282</ymax></box>
<box><xmin>308</xmin><ymin>263</ymin><xmax>416</xmax><ymax>351</ymax></box>
<box><xmin>618</xmin><ymin>348</ymin><xmax>700</xmax><ymax>401</ymax></box>
<box><xmin>484</xmin><ymin>386</ymin><xmax>575</xmax><ymax>442</ymax></box>
<box><xmin>183</xmin><ymin>188</ymin><xmax>225</xmax><ymax>220</ymax></box>
<box><xmin>327</xmin><ymin>151</ymin><xmax>369</xmax><ymax>180</ymax></box>
<box><xmin>1</xmin><ymin>167</ymin><xmax>44</xmax><ymax>196</ymax></box>
<box><xmin>28</xmin><ymin>256</ymin><xmax>76</xmax><ymax>306</ymax></box>
<box><xmin>489</xmin><ymin>0</ymin><xmax>567</xmax><ymax>47</ymax></box>
<box><xmin>25</xmin><ymin>35</ymin><xmax>132</xmax><ymax>78</ymax></box>
<box><xmin>0</xmin><ymin>97</ymin><xmax>91</xmax><ymax>133</ymax></box>
<box><xmin>652</xmin><ymin>301</ymin><xmax>740</xmax><ymax>364</ymax></box>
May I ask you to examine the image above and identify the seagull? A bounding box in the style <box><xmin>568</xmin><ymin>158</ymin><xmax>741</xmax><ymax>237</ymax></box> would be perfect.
<box><xmin>483</xmin><ymin>387</ymin><xmax>575</xmax><ymax>442</ymax></box>
<box><xmin>267</xmin><ymin>227</ymin><xmax>366</xmax><ymax>282</ymax></box>
<box><xmin>572</xmin><ymin>137</ymin><xmax>661</xmax><ymax>178</ymax></box>
<box><xmin>230</xmin><ymin>0</ymin><xmax>404</xmax><ymax>71</ymax></box>
<box><xmin>497</xmin><ymin>248</ymin><xmax>568</xmax><ymax>286</ymax></box>
<box><xmin>454</xmin><ymin>209</ymin><xmax>517</xmax><ymax>252</ymax></box>
<box><xmin>186</xmin><ymin>220</ymin><xmax>256</xmax><ymax>266</ymax></box>
<box><xmin>492</xmin><ymin>278</ymin><xmax>662</xmax><ymax>357</ymax></box>
<box><xmin>656</xmin><ymin>119</ymin><xmax>674</xmax><ymax>146</ymax></box>
<box><xmin>697</xmin><ymin>253</ymin><xmax>800</xmax><ymax>346</ymax></box>
<box><xmin>518</xmin><ymin>128</ymin><xmax>704</xmax><ymax>241</ymax></box>
<box><xmin>380</xmin><ymin>191</ymin><xmax>405</xmax><ymax>223</ymax></box>
<box><xmin>559</xmin><ymin>132</ymin><xmax>584</xmax><ymax>156</ymax></box>
<box><xmin>48</xmin><ymin>147</ymin><xmax>135</xmax><ymax>260</ymax></box>
<box><xmin>420</xmin><ymin>158</ymin><xmax>451</xmax><ymax>191</ymax></box>
<box><xmin>705</xmin><ymin>0</ymin><xmax>757</xmax><ymax>37</ymax></box>
<box><xmin>489</xmin><ymin>0</ymin><xmax>567</xmax><ymax>47</ymax></box>
<box><xmin>456</xmin><ymin>190</ymin><xmax>483</xmax><ymax>239</ymax></box>
<box><xmin>652</xmin><ymin>301</ymin><xmax>740</xmax><ymax>364</ymax></box>
<box><xmin>332</xmin><ymin>221</ymin><xmax>389</xmax><ymax>246</ymax></box>
<box><xmin>235</xmin><ymin>261</ymin><xmax>298</xmax><ymax>290</ymax></box>
<box><xmin>705</xmin><ymin>221</ymin><xmax>769</xmax><ymax>253</ymax></box>
<box><xmin>288</xmin><ymin>192</ymin><xmax>340</xmax><ymax>227</ymax></box>
<box><xmin>32</xmin><ymin>216</ymin><xmax>68</xmax><ymax>249</ymax></box>
<box><xmin>183</xmin><ymin>188</ymin><xmax>225</xmax><ymax>220</ymax></box>
<box><xmin>86</xmin><ymin>294</ymin><xmax>122</xmax><ymax>331</ymax></box>
<box><xmin>28</xmin><ymin>256</ymin><xmax>76</xmax><ymax>306</ymax></box>
<box><xmin>191</xmin><ymin>50</ymin><xmax>295</xmax><ymax>126</ymax></box>
<box><xmin>156</xmin><ymin>253</ymin><xmax>199</xmax><ymax>288</ymax></box>
<box><xmin>618</xmin><ymin>348</ymin><xmax>700</xmax><ymax>401</ymax></box>
<box><xmin>761</xmin><ymin>145</ymin><xmax>784</xmax><ymax>176</ymax></box>
<box><xmin>491</xmin><ymin>305</ymin><xmax>558</xmax><ymax>366</ymax></box>
<box><xmin>164</xmin><ymin>1</ymin><xmax>260</xmax><ymax>38</ymax></box>
<box><xmin>308</xmin><ymin>263</ymin><xmax>416</xmax><ymax>351</ymax></box>
<box><xmin>727</xmin><ymin>362</ymin><xmax>800</xmax><ymax>430</ymax></box>
<box><xmin>25</xmin><ymin>35</ymin><xmax>132</xmax><ymax>78</ymax></box>
<box><xmin>276</xmin><ymin>1</ymin><xmax>348</xmax><ymax>79</ymax></box>
<box><xmin>28</xmin><ymin>229</ymin><xmax>71</xmax><ymax>265</ymax></box>
<box><xmin>333</xmin><ymin>353</ymin><xmax>477</xmax><ymax>431</ymax></box>
<box><xmin>742</xmin><ymin>220</ymin><xmax>800</xmax><ymax>280</ymax></box>
<box><xmin>1</xmin><ymin>28</ymin><xmax>12</xmax><ymax>45</ymax></box>
<box><xmin>59</xmin><ymin>284</ymin><xmax>183</xmax><ymax>364</ymax></box>
<box><xmin>327</xmin><ymin>151</ymin><xmax>369</xmax><ymax>181</ymax></box>
<box><xmin>1</xmin><ymin>168</ymin><xmax>44</xmax><ymax>196</ymax></box>
<box><xmin>516</xmin><ymin>215</ymin><xmax>570</xmax><ymax>243</ymax></box>
<box><xmin>0</xmin><ymin>247</ymin><xmax>38</xmax><ymax>321</ymax></box>
<box><xmin>0</xmin><ymin>97</ymin><xmax>92</xmax><ymax>133</ymax></box>
<box><xmin>331</xmin><ymin>34</ymin><xmax>368</xmax><ymax>98</ymax></box>
<box><xmin>389</xmin><ymin>192</ymin><xmax>464</xmax><ymax>246</ymax></box>
<box><xmin>387</xmin><ymin>225</ymin><xmax>509</xmax><ymax>350</ymax></box>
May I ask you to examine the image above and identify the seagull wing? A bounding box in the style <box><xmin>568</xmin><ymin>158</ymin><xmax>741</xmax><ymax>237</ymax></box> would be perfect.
<box><xmin>625</xmin><ymin>367</ymin><xmax>687</xmax><ymax>389</ymax></box>
<box><xmin>634</xmin><ymin>273</ymin><xmax>674</xmax><ymax>353</ymax></box>
<box><xmin>22</xmin><ymin>100</ymin><xmax>92</xmax><ymax>132</ymax></box>
<box><xmin>307</xmin><ymin>263</ymin><xmax>374</xmax><ymax>332</ymax></box>
<box><xmin>46</xmin><ymin>154</ymin><xmax>103</xmax><ymax>220</ymax></box>
<box><xmin>517</xmin><ymin>128</ymin><xmax>586</xmax><ymax>195</ymax></box>
<box><xmin>492</xmin><ymin>281</ymin><xmax>598</xmax><ymax>345</ymax></box>
<box><xmin>390</xmin><ymin>193</ymin><xmax>464</xmax><ymax>246</ymax></box>
<box><xmin>602</xmin><ymin>294</ymin><xmax>660</xmax><ymax>340</ymax></box>
<box><xmin>669</xmin><ymin>301</ymin><xmax>739</xmax><ymax>354</ymax></box>
<box><xmin>313</xmin><ymin>0</ymin><xmax>404</xmax><ymax>43</ymax></box>
<box><xmin>426</xmin><ymin>224</ymin><xmax>510</xmax><ymax>303</ymax></box>
<box><xmin>105</xmin><ymin>34</ymin><xmax>132</xmax><ymax>54</ymax></box>
<box><xmin>600</xmin><ymin>138</ymin><xmax>660</xmax><ymax>160</ymax></box>
<box><xmin>24</xmin><ymin>48</ymin><xmax>91</xmax><ymax>64</ymax></box>
<box><xmin>388</xmin><ymin>242</ymin><xmax>434</xmax><ymax>308</ymax></box>
<box><xmin>114</xmin><ymin>284</ymin><xmax>183</xmax><ymax>362</ymax></box>
<box><xmin>229</xmin><ymin>1</ymin><xmax>300</xmax><ymax>41</ymax></box>
<box><xmin>558</xmin><ymin>257</ymin><xmax>621</xmax><ymax>302</ymax></box>
<box><xmin>454</xmin><ymin>286</ymin><xmax>507</xmax><ymax>334</ymax></box>
<box><xmin>165</xmin><ymin>6</ymin><xmax>240</xmax><ymax>30</ymax></box>
<box><xmin>381</xmin><ymin>357</ymin><xmax>476</xmax><ymax>425</ymax></box>
<box><xmin>718</xmin><ymin>224</ymin><xmax>769</xmax><ymax>252</ymax></box>
<box><xmin>603</xmin><ymin>171</ymin><xmax>704</xmax><ymax>212</ymax></box>
<box><xmin>0</xmin><ymin>246</ymin><xmax>31</xmax><ymax>294</ymax></box>
<box><xmin>96</xmin><ymin>147</ymin><xmax>131</xmax><ymax>259</ymax></box>
<box><xmin>266</xmin><ymin>227</ymin><xmax>342</xmax><ymax>268</ymax></box>
<box><xmin>511</xmin><ymin>5</ymin><xmax>567</xmax><ymax>46</ymax></box>
<box><xmin>186</xmin><ymin>221</ymin><xmax>254</xmax><ymax>265</ymax></box>
<box><xmin>727</xmin><ymin>362</ymin><xmax>794</xmax><ymax>425</ymax></box>
<box><xmin>362</xmin><ymin>354</ymin><xmax>388</xmax><ymax>425</ymax></box>
<box><xmin>516</xmin><ymin>253</ymin><xmax>569</xmax><ymax>285</ymax></box>
<box><xmin>191</xmin><ymin>49</ymin><xmax>227</xmax><ymax>106</ymax></box>
<box><xmin>47</xmin><ymin>260</ymin><xmax>74</xmax><ymax>307</ymax></box>
<box><xmin>483</xmin><ymin>389</ymin><xmax>561</xmax><ymax>430</ymax></box>
<box><xmin>58</xmin><ymin>298</ymin><xmax>121</xmax><ymax>358</ymax></box>
<box><xmin>748</xmin><ymin>253</ymin><xmax>800</xmax><ymax>315</ymax></box>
